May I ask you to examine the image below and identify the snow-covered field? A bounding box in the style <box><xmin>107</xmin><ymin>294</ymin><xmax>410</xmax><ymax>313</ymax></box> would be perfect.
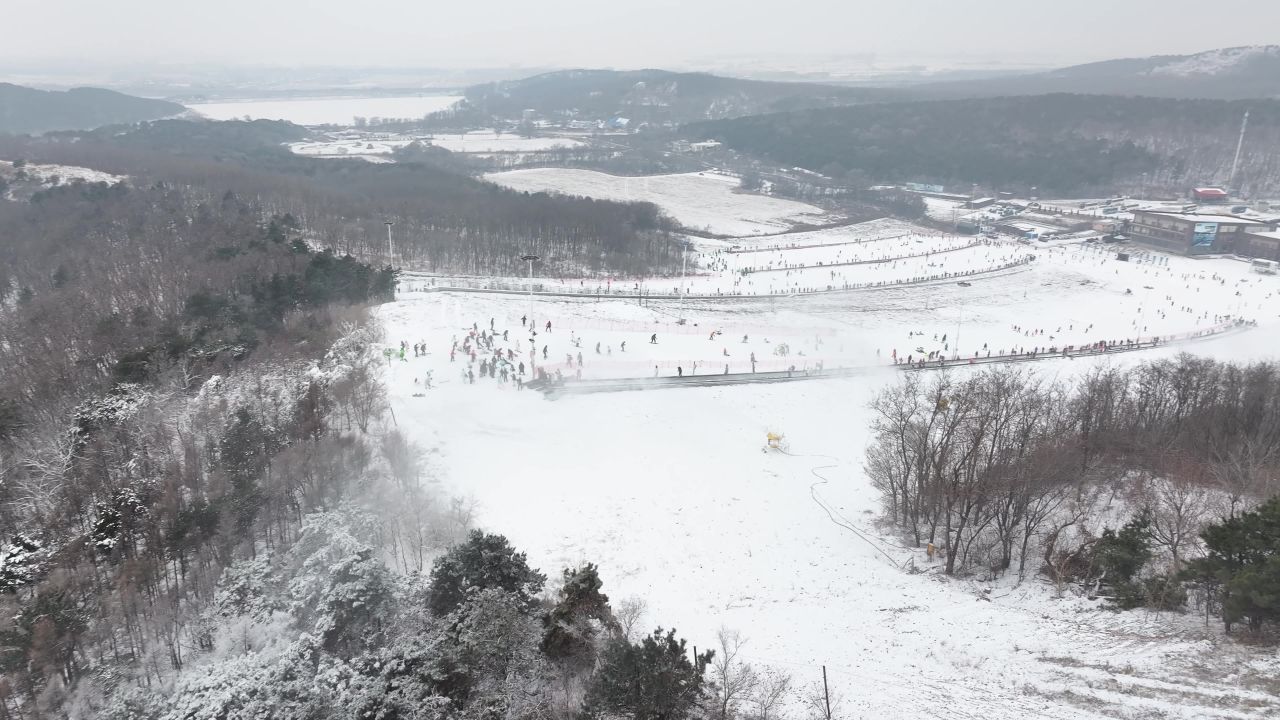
<box><xmin>187</xmin><ymin>95</ymin><xmax>462</xmax><ymax>126</ymax></box>
<box><xmin>485</xmin><ymin>169</ymin><xmax>838</xmax><ymax>236</ymax></box>
<box><xmin>290</xmin><ymin>131</ymin><xmax>584</xmax><ymax>158</ymax></box>
<box><xmin>1</xmin><ymin>160</ymin><xmax>126</xmax><ymax>200</ymax></box>
<box><xmin>724</xmin><ymin>217</ymin><xmax>933</xmax><ymax>251</ymax></box>
<box><xmin>378</xmin><ymin>229</ymin><xmax>1280</xmax><ymax>718</ymax></box>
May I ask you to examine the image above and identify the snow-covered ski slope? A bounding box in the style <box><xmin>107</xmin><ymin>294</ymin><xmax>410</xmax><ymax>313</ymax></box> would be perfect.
<box><xmin>380</xmin><ymin>193</ymin><xmax>1280</xmax><ymax>718</ymax></box>
<box><xmin>485</xmin><ymin>169</ymin><xmax>838</xmax><ymax>236</ymax></box>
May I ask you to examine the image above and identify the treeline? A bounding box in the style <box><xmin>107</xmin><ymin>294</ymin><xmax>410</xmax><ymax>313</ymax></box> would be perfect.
<box><xmin>867</xmin><ymin>356</ymin><xmax>1280</xmax><ymax>633</ymax></box>
<box><xmin>691</xmin><ymin>94</ymin><xmax>1280</xmax><ymax>196</ymax></box>
<box><xmin>0</xmin><ymin>118</ymin><xmax>685</xmax><ymax>278</ymax></box>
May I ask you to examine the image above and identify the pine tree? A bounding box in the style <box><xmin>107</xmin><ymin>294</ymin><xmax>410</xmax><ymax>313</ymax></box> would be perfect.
<box><xmin>542</xmin><ymin>563</ymin><xmax>618</xmax><ymax>669</ymax></box>
<box><xmin>426</xmin><ymin>531</ymin><xmax>546</xmax><ymax>617</ymax></box>
<box><xmin>583</xmin><ymin>628</ymin><xmax>712</xmax><ymax>720</ymax></box>
<box><xmin>1187</xmin><ymin>497</ymin><xmax>1280</xmax><ymax>632</ymax></box>
<box><xmin>1093</xmin><ymin>510</ymin><xmax>1154</xmax><ymax>608</ymax></box>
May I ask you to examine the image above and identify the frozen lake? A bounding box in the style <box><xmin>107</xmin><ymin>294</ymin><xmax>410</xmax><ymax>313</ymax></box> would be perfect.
<box><xmin>187</xmin><ymin>95</ymin><xmax>462</xmax><ymax>126</ymax></box>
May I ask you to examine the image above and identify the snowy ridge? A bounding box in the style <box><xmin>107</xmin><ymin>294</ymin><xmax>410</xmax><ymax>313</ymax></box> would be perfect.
<box><xmin>1149</xmin><ymin>46</ymin><xmax>1280</xmax><ymax>77</ymax></box>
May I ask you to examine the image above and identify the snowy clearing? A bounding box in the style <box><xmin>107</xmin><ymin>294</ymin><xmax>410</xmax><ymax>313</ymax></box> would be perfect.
<box><xmin>0</xmin><ymin>160</ymin><xmax>125</xmax><ymax>187</ymax></box>
<box><xmin>187</xmin><ymin>95</ymin><xmax>462</xmax><ymax>126</ymax></box>
<box><xmin>290</xmin><ymin>131</ymin><xmax>584</xmax><ymax>159</ymax></box>
<box><xmin>485</xmin><ymin>169</ymin><xmax>838</xmax><ymax>236</ymax></box>
<box><xmin>377</xmin><ymin>231</ymin><xmax>1280</xmax><ymax>718</ymax></box>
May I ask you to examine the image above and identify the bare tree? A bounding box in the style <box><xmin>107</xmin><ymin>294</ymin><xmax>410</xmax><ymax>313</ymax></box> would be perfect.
<box><xmin>614</xmin><ymin>596</ymin><xmax>648</xmax><ymax>642</ymax></box>
<box><xmin>802</xmin><ymin>678</ymin><xmax>841</xmax><ymax>720</ymax></box>
<box><xmin>750</xmin><ymin>669</ymin><xmax>793</xmax><ymax>720</ymax></box>
<box><xmin>1146</xmin><ymin>470</ymin><xmax>1209</xmax><ymax>572</ymax></box>
<box><xmin>711</xmin><ymin>628</ymin><xmax>758</xmax><ymax>720</ymax></box>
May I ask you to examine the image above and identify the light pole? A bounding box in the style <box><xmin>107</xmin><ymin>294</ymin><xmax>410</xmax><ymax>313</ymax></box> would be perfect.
<box><xmin>384</xmin><ymin>221</ymin><xmax>395</xmax><ymax>267</ymax></box>
<box><xmin>521</xmin><ymin>253</ymin><xmax>540</xmax><ymax>320</ymax></box>
<box><xmin>677</xmin><ymin>239</ymin><xmax>690</xmax><ymax>323</ymax></box>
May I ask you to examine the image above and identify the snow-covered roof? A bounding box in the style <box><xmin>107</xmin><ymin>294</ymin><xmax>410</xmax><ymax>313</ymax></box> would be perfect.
<box><xmin>1137</xmin><ymin>210</ymin><xmax>1267</xmax><ymax>225</ymax></box>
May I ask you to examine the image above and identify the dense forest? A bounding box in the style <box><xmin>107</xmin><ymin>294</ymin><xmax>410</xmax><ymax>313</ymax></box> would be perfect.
<box><xmin>867</xmin><ymin>358</ymin><xmax>1280</xmax><ymax>631</ymax></box>
<box><xmin>459</xmin><ymin>69</ymin><xmax>893</xmax><ymax>125</ymax></box>
<box><xmin>0</xmin><ymin>119</ymin><xmax>684</xmax><ymax>278</ymax></box>
<box><xmin>690</xmin><ymin>95</ymin><xmax>1280</xmax><ymax>196</ymax></box>
<box><xmin>0</xmin><ymin>84</ymin><xmax>185</xmax><ymax>135</ymax></box>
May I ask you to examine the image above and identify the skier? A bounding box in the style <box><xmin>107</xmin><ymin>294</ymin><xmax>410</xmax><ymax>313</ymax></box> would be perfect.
<box><xmin>650</xmin><ymin>333</ymin><xmax>658</xmax><ymax>344</ymax></box>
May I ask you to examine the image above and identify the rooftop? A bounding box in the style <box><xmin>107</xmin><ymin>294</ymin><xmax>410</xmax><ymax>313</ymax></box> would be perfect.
<box><xmin>1136</xmin><ymin>210</ymin><xmax>1269</xmax><ymax>225</ymax></box>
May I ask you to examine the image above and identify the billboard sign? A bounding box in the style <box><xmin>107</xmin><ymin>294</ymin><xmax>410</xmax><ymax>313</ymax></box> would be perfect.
<box><xmin>1192</xmin><ymin>222</ymin><xmax>1219</xmax><ymax>247</ymax></box>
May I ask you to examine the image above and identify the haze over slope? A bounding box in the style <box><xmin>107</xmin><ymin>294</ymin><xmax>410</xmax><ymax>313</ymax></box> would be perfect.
<box><xmin>912</xmin><ymin>46</ymin><xmax>1280</xmax><ymax>100</ymax></box>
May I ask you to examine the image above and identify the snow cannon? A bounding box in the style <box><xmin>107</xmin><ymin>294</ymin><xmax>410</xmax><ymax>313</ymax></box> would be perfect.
<box><xmin>765</xmin><ymin>431</ymin><xmax>787</xmax><ymax>452</ymax></box>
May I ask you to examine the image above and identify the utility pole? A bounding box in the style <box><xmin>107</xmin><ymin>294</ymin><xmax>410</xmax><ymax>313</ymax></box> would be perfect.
<box><xmin>821</xmin><ymin>665</ymin><xmax>832</xmax><ymax>720</ymax></box>
<box><xmin>677</xmin><ymin>240</ymin><xmax>689</xmax><ymax>323</ymax></box>
<box><xmin>384</xmin><ymin>220</ymin><xmax>395</xmax><ymax>266</ymax></box>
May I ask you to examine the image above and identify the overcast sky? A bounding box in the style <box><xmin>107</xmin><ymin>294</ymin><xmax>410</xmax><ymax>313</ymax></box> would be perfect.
<box><xmin>5</xmin><ymin>0</ymin><xmax>1279</xmax><ymax>71</ymax></box>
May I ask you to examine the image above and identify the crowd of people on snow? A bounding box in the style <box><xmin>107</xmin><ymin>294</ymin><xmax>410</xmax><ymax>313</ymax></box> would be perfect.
<box><xmin>390</xmin><ymin>236</ymin><xmax>1269</xmax><ymax>389</ymax></box>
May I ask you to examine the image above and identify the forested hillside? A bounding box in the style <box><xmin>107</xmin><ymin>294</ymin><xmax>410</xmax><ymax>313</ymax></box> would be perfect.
<box><xmin>0</xmin><ymin>176</ymin><xmax>714</xmax><ymax>719</ymax></box>
<box><xmin>0</xmin><ymin>119</ymin><xmax>683</xmax><ymax>277</ymax></box>
<box><xmin>0</xmin><ymin>83</ymin><xmax>185</xmax><ymax>134</ymax></box>
<box><xmin>690</xmin><ymin>94</ymin><xmax>1280</xmax><ymax>196</ymax></box>
<box><xmin>910</xmin><ymin>46</ymin><xmax>1280</xmax><ymax>101</ymax></box>
<box><xmin>459</xmin><ymin>69</ymin><xmax>894</xmax><ymax>124</ymax></box>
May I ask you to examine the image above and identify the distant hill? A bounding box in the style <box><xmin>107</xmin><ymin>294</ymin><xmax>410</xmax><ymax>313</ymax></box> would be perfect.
<box><xmin>459</xmin><ymin>69</ymin><xmax>896</xmax><ymax>124</ymax></box>
<box><xmin>689</xmin><ymin>94</ymin><xmax>1280</xmax><ymax>196</ymax></box>
<box><xmin>0</xmin><ymin>83</ymin><xmax>186</xmax><ymax>134</ymax></box>
<box><xmin>912</xmin><ymin>46</ymin><xmax>1280</xmax><ymax>101</ymax></box>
